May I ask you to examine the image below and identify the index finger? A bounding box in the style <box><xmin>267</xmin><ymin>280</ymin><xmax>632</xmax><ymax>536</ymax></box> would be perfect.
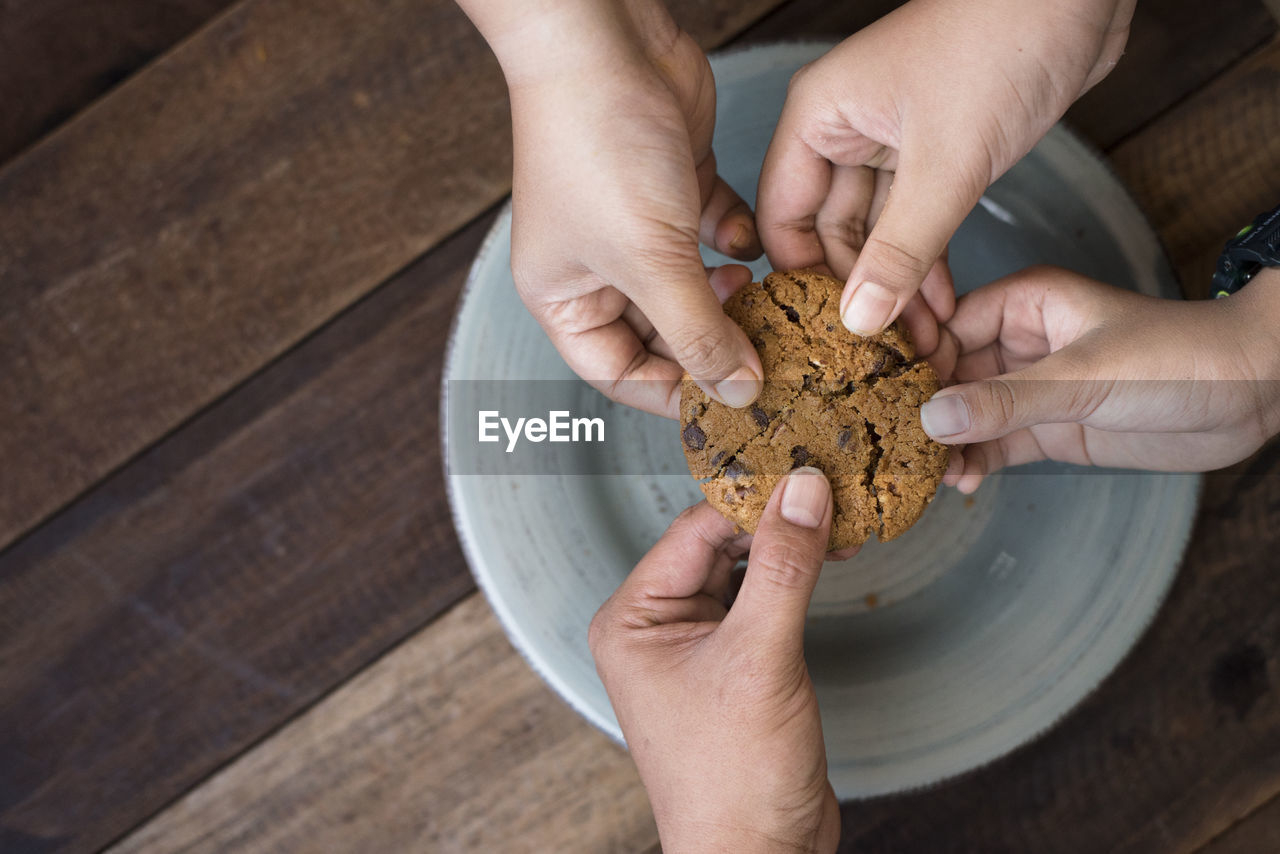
<box><xmin>539</xmin><ymin>305</ymin><xmax>685</xmax><ymax>419</ymax></box>
<box><xmin>615</xmin><ymin>501</ymin><xmax>746</xmax><ymax>610</ymax></box>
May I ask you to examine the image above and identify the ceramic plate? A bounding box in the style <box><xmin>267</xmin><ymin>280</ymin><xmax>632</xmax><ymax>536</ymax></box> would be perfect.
<box><xmin>443</xmin><ymin>42</ymin><xmax>1199</xmax><ymax>798</ymax></box>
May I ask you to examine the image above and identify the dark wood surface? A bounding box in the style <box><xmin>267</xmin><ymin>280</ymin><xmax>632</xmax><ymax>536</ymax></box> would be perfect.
<box><xmin>0</xmin><ymin>0</ymin><xmax>511</xmax><ymax>554</ymax></box>
<box><xmin>2</xmin><ymin>1</ymin><xmax>1279</xmax><ymax>852</ymax></box>
<box><xmin>0</xmin><ymin>0</ymin><xmax>238</xmax><ymax>163</ymax></box>
<box><xmin>110</xmin><ymin>595</ymin><xmax>663</xmax><ymax>853</ymax></box>
<box><xmin>0</xmin><ymin>213</ymin><xmax>488</xmax><ymax>854</ymax></box>
<box><xmin>1111</xmin><ymin>36</ymin><xmax>1280</xmax><ymax>297</ymax></box>
<box><xmin>1201</xmin><ymin>790</ymin><xmax>1280</xmax><ymax>853</ymax></box>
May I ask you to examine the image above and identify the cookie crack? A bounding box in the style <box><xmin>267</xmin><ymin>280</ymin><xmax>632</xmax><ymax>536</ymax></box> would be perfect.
<box><xmin>696</xmin><ymin>275</ymin><xmax>923</xmax><ymax>482</ymax></box>
<box><xmin>761</xmin><ymin>284</ymin><xmax>808</xmax><ymax>339</ymax></box>
<box><xmin>861</xmin><ymin>415</ymin><xmax>886</xmax><ymax>532</ymax></box>
<box><xmin>697</xmin><ymin>436</ymin><xmax>761</xmax><ymax>483</ymax></box>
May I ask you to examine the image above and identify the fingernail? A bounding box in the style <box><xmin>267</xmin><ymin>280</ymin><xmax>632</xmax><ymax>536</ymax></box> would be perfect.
<box><xmin>780</xmin><ymin>466</ymin><xmax>829</xmax><ymax>529</ymax></box>
<box><xmin>729</xmin><ymin>223</ymin><xmax>754</xmax><ymax>251</ymax></box>
<box><xmin>921</xmin><ymin>394</ymin><xmax>970</xmax><ymax>438</ymax></box>
<box><xmin>841</xmin><ymin>281</ymin><xmax>896</xmax><ymax>336</ymax></box>
<box><xmin>715</xmin><ymin>367</ymin><xmax>762</xmax><ymax>408</ymax></box>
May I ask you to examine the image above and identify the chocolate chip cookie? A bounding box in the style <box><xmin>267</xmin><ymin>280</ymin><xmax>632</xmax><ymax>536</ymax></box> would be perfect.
<box><xmin>680</xmin><ymin>269</ymin><xmax>949</xmax><ymax>550</ymax></box>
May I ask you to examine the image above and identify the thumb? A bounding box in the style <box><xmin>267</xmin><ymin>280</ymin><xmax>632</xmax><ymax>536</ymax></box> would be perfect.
<box><xmin>632</xmin><ymin>256</ymin><xmax>764</xmax><ymax>408</ymax></box>
<box><xmin>723</xmin><ymin>468</ymin><xmax>832</xmax><ymax>656</ymax></box>
<box><xmin>842</xmin><ymin>149</ymin><xmax>986</xmax><ymax>336</ymax></box>
<box><xmin>920</xmin><ymin>349</ymin><xmax>1105</xmax><ymax>444</ymax></box>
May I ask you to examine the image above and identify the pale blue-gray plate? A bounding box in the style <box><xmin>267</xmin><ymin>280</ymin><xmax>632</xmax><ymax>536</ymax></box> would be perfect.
<box><xmin>443</xmin><ymin>42</ymin><xmax>1199</xmax><ymax>798</ymax></box>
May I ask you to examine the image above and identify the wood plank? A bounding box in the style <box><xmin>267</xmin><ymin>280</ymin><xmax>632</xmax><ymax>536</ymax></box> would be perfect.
<box><xmin>1196</xmin><ymin>791</ymin><xmax>1280</xmax><ymax>853</ymax></box>
<box><xmin>1069</xmin><ymin>0</ymin><xmax>1275</xmax><ymax>148</ymax></box>
<box><xmin>733</xmin><ymin>0</ymin><xmax>1275</xmax><ymax>151</ymax></box>
<box><xmin>0</xmin><ymin>211</ymin><xmax>491</xmax><ymax>854</ymax></box>
<box><xmin>108</xmin><ymin>593</ymin><xmax>660</xmax><ymax>854</ymax></box>
<box><xmin>0</xmin><ymin>0</ymin><xmax>786</xmax><ymax>555</ymax></box>
<box><xmin>0</xmin><ymin>0</ymin><xmax>238</xmax><ymax>164</ymax></box>
<box><xmin>1110</xmin><ymin>34</ymin><xmax>1280</xmax><ymax>297</ymax></box>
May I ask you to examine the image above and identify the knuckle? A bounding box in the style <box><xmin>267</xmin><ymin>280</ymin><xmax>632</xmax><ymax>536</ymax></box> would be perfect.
<box><xmin>816</xmin><ymin>213</ymin><xmax>868</xmax><ymax>249</ymax></box>
<box><xmin>587</xmin><ymin>603</ymin><xmax>613</xmax><ymax>657</ymax></box>
<box><xmin>1018</xmin><ymin>263</ymin><xmax>1058</xmax><ymax>283</ymax></box>
<box><xmin>670</xmin><ymin>502</ymin><xmax>704</xmax><ymax>532</ymax></box>
<box><xmin>861</xmin><ymin>232</ymin><xmax>933</xmax><ymax>287</ymax></box>
<box><xmin>751</xmin><ymin>535</ymin><xmax>818</xmax><ymax>591</ymax></box>
<box><xmin>672</xmin><ymin>322</ymin><xmax>740</xmax><ymax>379</ymax></box>
<box><xmin>976</xmin><ymin>378</ymin><xmax>1020</xmax><ymax>428</ymax></box>
<box><xmin>786</xmin><ymin>62</ymin><xmax>815</xmax><ymax>95</ymax></box>
<box><xmin>1067</xmin><ymin>378</ymin><xmax>1112</xmax><ymax>422</ymax></box>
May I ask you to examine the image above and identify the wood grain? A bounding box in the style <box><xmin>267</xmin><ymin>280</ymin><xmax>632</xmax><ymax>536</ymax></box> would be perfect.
<box><xmin>109</xmin><ymin>593</ymin><xmax>660</xmax><ymax>854</ymax></box>
<box><xmin>0</xmin><ymin>212</ymin><xmax>495</xmax><ymax>854</ymax></box>
<box><xmin>0</xmin><ymin>0</ymin><xmax>785</xmax><ymax>555</ymax></box>
<box><xmin>0</xmin><ymin>0</ymin><xmax>238</xmax><ymax>164</ymax></box>
<box><xmin>1111</xmin><ymin>34</ymin><xmax>1280</xmax><ymax>297</ymax></box>
<box><xmin>1068</xmin><ymin>0</ymin><xmax>1276</xmax><ymax>148</ymax></box>
<box><xmin>1197</xmin><ymin>790</ymin><xmax>1280</xmax><ymax>853</ymax></box>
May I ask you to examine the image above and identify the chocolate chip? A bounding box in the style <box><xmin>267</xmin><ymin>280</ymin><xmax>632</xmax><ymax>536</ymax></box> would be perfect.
<box><xmin>750</xmin><ymin>406</ymin><xmax>770</xmax><ymax>429</ymax></box>
<box><xmin>682</xmin><ymin>421</ymin><xmax>706</xmax><ymax>451</ymax></box>
<box><xmin>791</xmin><ymin>445</ymin><xmax>810</xmax><ymax>467</ymax></box>
<box><xmin>710</xmin><ymin>450</ymin><xmax>728</xmax><ymax>468</ymax></box>
<box><xmin>784</xmin><ymin>306</ymin><xmax>801</xmax><ymax>323</ymax></box>
<box><xmin>869</xmin><ymin>355</ymin><xmax>886</xmax><ymax>376</ymax></box>
<box><xmin>837</xmin><ymin>429</ymin><xmax>852</xmax><ymax>450</ymax></box>
<box><xmin>725</xmin><ymin>459</ymin><xmax>747</xmax><ymax>479</ymax></box>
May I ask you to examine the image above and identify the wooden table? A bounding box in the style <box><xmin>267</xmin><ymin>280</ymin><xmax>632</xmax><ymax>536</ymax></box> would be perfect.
<box><xmin>3</xmin><ymin>1</ymin><xmax>1280</xmax><ymax>851</ymax></box>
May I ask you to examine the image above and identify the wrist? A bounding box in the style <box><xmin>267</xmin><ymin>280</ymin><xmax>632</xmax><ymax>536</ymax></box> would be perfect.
<box><xmin>459</xmin><ymin>0</ymin><xmax>676</xmax><ymax>89</ymax></box>
<box><xmin>658</xmin><ymin>820</ymin><xmax>826</xmax><ymax>854</ymax></box>
<box><xmin>655</xmin><ymin>791</ymin><xmax>839</xmax><ymax>854</ymax></box>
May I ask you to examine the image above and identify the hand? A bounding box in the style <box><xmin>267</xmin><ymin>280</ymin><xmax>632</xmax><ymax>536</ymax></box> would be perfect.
<box><xmin>590</xmin><ymin>469</ymin><xmax>843</xmax><ymax>854</ymax></box>
<box><xmin>757</xmin><ymin>0</ymin><xmax>1134</xmax><ymax>355</ymax></box>
<box><xmin>460</xmin><ymin>0</ymin><xmax>767</xmax><ymax>418</ymax></box>
<box><xmin>922</xmin><ymin>266</ymin><xmax>1280</xmax><ymax>491</ymax></box>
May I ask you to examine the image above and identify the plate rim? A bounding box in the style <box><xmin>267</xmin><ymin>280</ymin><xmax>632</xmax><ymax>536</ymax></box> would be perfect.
<box><xmin>439</xmin><ymin>40</ymin><xmax>1200</xmax><ymax>798</ymax></box>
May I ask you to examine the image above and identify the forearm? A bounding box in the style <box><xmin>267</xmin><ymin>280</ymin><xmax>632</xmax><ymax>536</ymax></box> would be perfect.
<box><xmin>652</xmin><ymin>795</ymin><xmax>839</xmax><ymax>854</ymax></box>
<box><xmin>456</xmin><ymin>0</ymin><xmax>676</xmax><ymax>87</ymax></box>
